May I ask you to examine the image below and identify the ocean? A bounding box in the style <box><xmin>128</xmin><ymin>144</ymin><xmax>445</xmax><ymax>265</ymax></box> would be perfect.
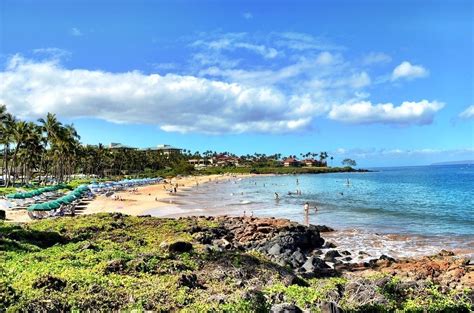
<box><xmin>156</xmin><ymin>164</ymin><xmax>474</xmax><ymax>259</ymax></box>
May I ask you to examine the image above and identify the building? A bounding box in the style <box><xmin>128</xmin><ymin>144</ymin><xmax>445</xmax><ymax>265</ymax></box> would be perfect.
<box><xmin>303</xmin><ymin>159</ymin><xmax>316</xmax><ymax>167</ymax></box>
<box><xmin>139</xmin><ymin>144</ymin><xmax>182</xmax><ymax>157</ymax></box>
<box><xmin>283</xmin><ymin>157</ymin><xmax>299</xmax><ymax>167</ymax></box>
<box><xmin>108</xmin><ymin>143</ymin><xmax>137</xmax><ymax>150</ymax></box>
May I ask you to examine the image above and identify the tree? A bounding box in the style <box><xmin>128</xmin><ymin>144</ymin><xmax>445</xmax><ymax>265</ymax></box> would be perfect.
<box><xmin>342</xmin><ymin>158</ymin><xmax>357</xmax><ymax>167</ymax></box>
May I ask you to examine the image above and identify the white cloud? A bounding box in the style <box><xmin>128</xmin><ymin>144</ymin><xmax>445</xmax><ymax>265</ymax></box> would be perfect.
<box><xmin>459</xmin><ymin>105</ymin><xmax>474</xmax><ymax>119</ymax></box>
<box><xmin>0</xmin><ymin>55</ymin><xmax>317</xmax><ymax>134</ymax></box>
<box><xmin>242</xmin><ymin>12</ymin><xmax>253</xmax><ymax>19</ymax></box>
<box><xmin>362</xmin><ymin>52</ymin><xmax>392</xmax><ymax>65</ymax></box>
<box><xmin>32</xmin><ymin>48</ymin><xmax>71</xmax><ymax>59</ymax></box>
<box><xmin>70</xmin><ymin>27</ymin><xmax>83</xmax><ymax>36</ymax></box>
<box><xmin>328</xmin><ymin>100</ymin><xmax>444</xmax><ymax>125</ymax></box>
<box><xmin>391</xmin><ymin>61</ymin><xmax>428</xmax><ymax>81</ymax></box>
<box><xmin>192</xmin><ymin>33</ymin><xmax>279</xmax><ymax>59</ymax></box>
<box><xmin>274</xmin><ymin>32</ymin><xmax>344</xmax><ymax>51</ymax></box>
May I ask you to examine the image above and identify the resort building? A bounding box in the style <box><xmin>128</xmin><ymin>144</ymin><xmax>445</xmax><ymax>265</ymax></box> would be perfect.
<box><xmin>141</xmin><ymin>144</ymin><xmax>182</xmax><ymax>156</ymax></box>
<box><xmin>108</xmin><ymin>143</ymin><xmax>137</xmax><ymax>150</ymax></box>
<box><xmin>283</xmin><ymin>157</ymin><xmax>300</xmax><ymax>167</ymax></box>
<box><xmin>303</xmin><ymin>159</ymin><xmax>316</xmax><ymax>167</ymax></box>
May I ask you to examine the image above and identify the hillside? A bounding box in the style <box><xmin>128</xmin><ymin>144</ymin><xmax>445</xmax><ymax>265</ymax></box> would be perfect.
<box><xmin>0</xmin><ymin>214</ymin><xmax>472</xmax><ymax>312</ymax></box>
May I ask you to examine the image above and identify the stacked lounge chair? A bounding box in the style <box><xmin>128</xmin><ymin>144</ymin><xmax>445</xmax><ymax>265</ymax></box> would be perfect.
<box><xmin>27</xmin><ymin>185</ymin><xmax>90</xmax><ymax>219</ymax></box>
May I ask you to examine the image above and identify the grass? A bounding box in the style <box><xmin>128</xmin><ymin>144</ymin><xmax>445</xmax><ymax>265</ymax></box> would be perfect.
<box><xmin>0</xmin><ymin>214</ymin><xmax>471</xmax><ymax>312</ymax></box>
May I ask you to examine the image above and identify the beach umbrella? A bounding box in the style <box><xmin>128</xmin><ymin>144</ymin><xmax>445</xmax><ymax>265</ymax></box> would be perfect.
<box><xmin>27</xmin><ymin>203</ymin><xmax>41</xmax><ymax>211</ymax></box>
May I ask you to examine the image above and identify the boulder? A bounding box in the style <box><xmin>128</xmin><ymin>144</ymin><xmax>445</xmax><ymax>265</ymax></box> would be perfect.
<box><xmin>302</xmin><ymin>256</ymin><xmax>330</xmax><ymax>273</ymax></box>
<box><xmin>0</xmin><ymin>210</ymin><xmax>5</xmax><ymax>220</ymax></box>
<box><xmin>268</xmin><ymin>243</ymin><xmax>282</xmax><ymax>256</ymax></box>
<box><xmin>270</xmin><ymin>303</ymin><xmax>303</xmax><ymax>313</ymax></box>
<box><xmin>166</xmin><ymin>241</ymin><xmax>193</xmax><ymax>253</ymax></box>
<box><xmin>320</xmin><ymin>301</ymin><xmax>342</xmax><ymax>313</ymax></box>
<box><xmin>324</xmin><ymin>250</ymin><xmax>342</xmax><ymax>262</ymax></box>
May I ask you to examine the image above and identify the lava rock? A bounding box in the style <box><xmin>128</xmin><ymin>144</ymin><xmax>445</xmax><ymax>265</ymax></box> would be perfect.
<box><xmin>167</xmin><ymin>241</ymin><xmax>193</xmax><ymax>253</ymax></box>
<box><xmin>312</xmin><ymin>225</ymin><xmax>335</xmax><ymax>232</ymax></box>
<box><xmin>302</xmin><ymin>256</ymin><xmax>330</xmax><ymax>273</ymax></box>
<box><xmin>178</xmin><ymin>274</ymin><xmax>204</xmax><ymax>289</ymax></box>
<box><xmin>268</xmin><ymin>243</ymin><xmax>283</xmax><ymax>255</ymax></box>
<box><xmin>104</xmin><ymin>259</ymin><xmax>127</xmax><ymax>274</ymax></box>
<box><xmin>324</xmin><ymin>250</ymin><xmax>342</xmax><ymax>262</ymax></box>
<box><xmin>0</xmin><ymin>210</ymin><xmax>5</xmax><ymax>220</ymax></box>
<box><xmin>270</xmin><ymin>303</ymin><xmax>303</xmax><ymax>313</ymax></box>
<box><xmin>32</xmin><ymin>275</ymin><xmax>67</xmax><ymax>291</ymax></box>
<box><xmin>323</xmin><ymin>241</ymin><xmax>337</xmax><ymax>249</ymax></box>
<box><xmin>320</xmin><ymin>301</ymin><xmax>342</xmax><ymax>313</ymax></box>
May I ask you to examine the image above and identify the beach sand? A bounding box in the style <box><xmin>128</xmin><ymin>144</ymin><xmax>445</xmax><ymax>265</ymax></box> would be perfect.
<box><xmin>4</xmin><ymin>174</ymin><xmax>252</xmax><ymax>223</ymax></box>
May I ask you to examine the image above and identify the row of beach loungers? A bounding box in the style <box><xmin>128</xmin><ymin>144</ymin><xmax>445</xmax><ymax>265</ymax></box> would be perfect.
<box><xmin>2</xmin><ymin>178</ymin><xmax>162</xmax><ymax>220</ymax></box>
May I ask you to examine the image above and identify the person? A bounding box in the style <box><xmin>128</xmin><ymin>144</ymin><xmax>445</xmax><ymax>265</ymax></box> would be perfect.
<box><xmin>274</xmin><ymin>192</ymin><xmax>280</xmax><ymax>201</ymax></box>
<box><xmin>296</xmin><ymin>178</ymin><xmax>299</xmax><ymax>185</ymax></box>
<box><xmin>304</xmin><ymin>202</ymin><xmax>310</xmax><ymax>212</ymax></box>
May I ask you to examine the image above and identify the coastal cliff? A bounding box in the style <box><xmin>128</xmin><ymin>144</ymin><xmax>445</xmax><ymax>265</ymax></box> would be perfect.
<box><xmin>1</xmin><ymin>213</ymin><xmax>472</xmax><ymax>311</ymax></box>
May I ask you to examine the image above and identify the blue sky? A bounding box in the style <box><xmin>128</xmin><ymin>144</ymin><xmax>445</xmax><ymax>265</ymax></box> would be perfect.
<box><xmin>1</xmin><ymin>0</ymin><xmax>473</xmax><ymax>166</ymax></box>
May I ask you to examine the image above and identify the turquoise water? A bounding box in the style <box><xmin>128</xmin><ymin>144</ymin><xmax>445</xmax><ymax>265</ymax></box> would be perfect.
<box><xmin>167</xmin><ymin>164</ymin><xmax>474</xmax><ymax>257</ymax></box>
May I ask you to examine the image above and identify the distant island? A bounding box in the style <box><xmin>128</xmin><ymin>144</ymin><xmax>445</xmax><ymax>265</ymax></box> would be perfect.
<box><xmin>431</xmin><ymin>160</ymin><xmax>474</xmax><ymax>166</ymax></box>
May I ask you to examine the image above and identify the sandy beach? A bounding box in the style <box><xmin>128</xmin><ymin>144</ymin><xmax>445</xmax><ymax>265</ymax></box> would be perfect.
<box><xmin>4</xmin><ymin>173</ymin><xmax>253</xmax><ymax>223</ymax></box>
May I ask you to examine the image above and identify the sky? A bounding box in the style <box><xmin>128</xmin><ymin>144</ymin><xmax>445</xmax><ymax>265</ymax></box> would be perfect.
<box><xmin>0</xmin><ymin>0</ymin><xmax>473</xmax><ymax>167</ymax></box>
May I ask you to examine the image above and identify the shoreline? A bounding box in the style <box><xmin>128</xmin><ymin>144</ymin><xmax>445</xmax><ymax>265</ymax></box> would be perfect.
<box><xmin>4</xmin><ymin>172</ymin><xmax>472</xmax><ymax>262</ymax></box>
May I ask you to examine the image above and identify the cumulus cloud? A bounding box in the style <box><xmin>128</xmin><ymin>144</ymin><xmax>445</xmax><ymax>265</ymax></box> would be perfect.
<box><xmin>0</xmin><ymin>55</ymin><xmax>317</xmax><ymax>134</ymax></box>
<box><xmin>459</xmin><ymin>105</ymin><xmax>474</xmax><ymax>119</ymax></box>
<box><xmin>328</xmin><ymin>100</ymin><xmax>444</xmax><ymax>125</ymax></box>
<box><xmin>391</xmin><ymin>61</ymin><xmax>428</xmax><ymax>81</ymax></box>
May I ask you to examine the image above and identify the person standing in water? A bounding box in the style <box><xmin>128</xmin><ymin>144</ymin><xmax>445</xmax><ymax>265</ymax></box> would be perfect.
<box><xmin>274</xmin><ymin>192</ymin><xmax>280</xmax><ymax>201</ymax></box>
<box><xmin>304</xmin><ymin>202</ymin><xmax>310</xmax><ymax>226</ymax></box>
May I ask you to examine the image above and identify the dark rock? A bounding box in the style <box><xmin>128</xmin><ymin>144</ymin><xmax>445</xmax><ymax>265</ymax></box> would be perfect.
<box><xmin>167</xmin><ymin>241</ymin><xmax>193</xmax><ymax>253</ymax></box>
<box><xmin>291</xmin><ymin>250</ymin><xmax>306</xmax><ymax>264</ymax></box>
<box><xmin>323</xmin><ymin>241</ymin><xmax>337</xmax><ymax>249</ymax></box>
<box><xmin>379</xmin><ymin>254</ymin><xmax>396</xmax><ymax>262</ymax></box>
<box><xmin>438</xmin><ymin>249</ymin><xmax>455</xmax><ymax>256</ymax></box>
<box><xmin>189</xmin><ymin>225</ymin><xmax>202</xmax><ymax>233</ymax></box>
<box><xmin>178</xmin><ymin>274</ymin><xmax>204</xmax><ymax>289</ymax></box>
<box><xmin>312</xmin><ymin>225</ymin><xmax>335</xmax><ymax>232</ymax></box>
<box><xmin>268</xmin><ymin>243</ymin><xmax>282</xmax><ymax>255</ymax></box>
<box><xmin>320</xmin><ymin>301</ymin><xmax>342</xmax><ymax>313</ymax></box>
<box><xmin>340</xmin><ymin>250</ymin><xmax>351</xmax><ymax>256</ymax></box>
<box><xmin>342</xmin><ymin>256</ymin><xmax>352</xmax><ymax>262</ymax></box>
<box><xmin>270</xmin><ymin>303</ymin><xmax>303</xmax><ymax>313</ymax></box>
<box><xmin>104</xmin><ymin>259</ymin><xmax>126</xmax><ymax>274</ymax></box>
<box><xmin>0</xmin><ymin>210</ymin><xmax>5</xmax><ymax>220</ymax></box>
<box><xmin>302</xmin><ymin>256</ymin><xmax>330</xmax><ymax>273</ymax></box>
<box><xmin>137</xmin><ymin>214</ymin><xmax>151</xmax><ymax>218</ymax></box>
<box><xmin>324</xmin><ymin>250</ymin><xmax>342</xmax><ymax>262</ymax></box>
<box><xmin>32</xmin><ymin>275</ymin><xmax>66</xmax><ymax>291</ymax></box>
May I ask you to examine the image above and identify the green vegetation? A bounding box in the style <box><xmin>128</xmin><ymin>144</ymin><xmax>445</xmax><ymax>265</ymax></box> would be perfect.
<box><xmin>1</xmin><ymin>105</ymin><xmax>359</xmax><ymax>189</ymax></box>
<box><xmin>0</xmin><ymin>214</ymin><xmax>470</xmax><ymax>312</ymax></box>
